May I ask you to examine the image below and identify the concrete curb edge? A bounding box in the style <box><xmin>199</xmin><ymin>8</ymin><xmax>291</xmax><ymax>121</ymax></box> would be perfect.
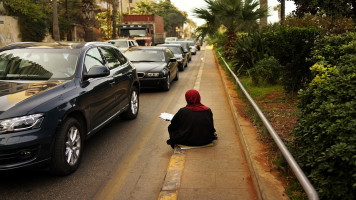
<box><xmin>214</xmin><ymin>51</ymin><xmax>264</xmax><ymax>200</ymax></box>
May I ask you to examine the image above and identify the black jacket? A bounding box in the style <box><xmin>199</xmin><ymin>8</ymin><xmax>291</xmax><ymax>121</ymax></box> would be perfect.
<box><xmin>167</xmin><ymin>108</ymin><xmax>216</xmax><ymax>147</ymax></box>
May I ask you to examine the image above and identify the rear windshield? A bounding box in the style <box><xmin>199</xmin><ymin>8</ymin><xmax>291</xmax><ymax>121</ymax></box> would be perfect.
<box><xmin>0</xmin><ymin>49</ymin><xmax>80</xmax><ymax>80</ymax></box>
<box><xmin>125</xmin><ymin>49</ymin><xmax>165</xmax><ymax>62</ymax></box>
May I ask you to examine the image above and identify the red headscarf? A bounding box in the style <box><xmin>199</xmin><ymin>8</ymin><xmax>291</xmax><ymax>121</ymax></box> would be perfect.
<box><xmin>185</xmin><ymin>89</ymin><xmax>210</xmax><ymax>111</ymax></box>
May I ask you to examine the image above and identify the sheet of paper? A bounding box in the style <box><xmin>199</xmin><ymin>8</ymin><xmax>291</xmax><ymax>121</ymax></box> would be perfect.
<box><xmin>159</xmin><ymin>112</ymin><xmax>174</xmax><ymax>121</ymax></box>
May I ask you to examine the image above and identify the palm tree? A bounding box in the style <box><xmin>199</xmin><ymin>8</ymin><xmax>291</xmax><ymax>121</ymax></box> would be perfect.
<box><xmin>194</xmin><ymin>0</ymin><xmax>268</xmax><ymax>58</ymax></box>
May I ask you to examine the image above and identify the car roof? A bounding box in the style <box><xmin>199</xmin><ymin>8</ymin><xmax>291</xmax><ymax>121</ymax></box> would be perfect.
<box><xmin>0</xmin><ymin>41</ymin><xmax>115</xmax><ymax>51</ymax></box>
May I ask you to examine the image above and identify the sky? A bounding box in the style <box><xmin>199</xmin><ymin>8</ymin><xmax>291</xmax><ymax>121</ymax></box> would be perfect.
<box><xmin>170</xmin><ymin>0</ymin><xmax>297</xmax><ymax>26</ymax></box>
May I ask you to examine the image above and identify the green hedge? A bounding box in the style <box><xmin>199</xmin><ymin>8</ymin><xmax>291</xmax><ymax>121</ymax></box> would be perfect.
<box><xmin>263</xmin><ymin>26</ymin><xmax>321</xmax><ymax>92</ymax></box>
<box><xmin>292</xmin><ymin>32</ymin><xmax>356</xmax><ymax>199</ymax></box>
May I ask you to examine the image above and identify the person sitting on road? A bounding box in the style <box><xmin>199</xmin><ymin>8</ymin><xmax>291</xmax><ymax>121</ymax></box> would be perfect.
<box><xmin>167</xmin><ymin>89</ymin><xmax>217</xmax><ymax>149</ymax></box>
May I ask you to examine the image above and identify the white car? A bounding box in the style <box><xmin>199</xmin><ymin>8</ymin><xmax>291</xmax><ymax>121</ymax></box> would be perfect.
<box><xmin>107</xmin><ymin>39</ymin><xmax>139</xmax><ymax>52</ymax></box>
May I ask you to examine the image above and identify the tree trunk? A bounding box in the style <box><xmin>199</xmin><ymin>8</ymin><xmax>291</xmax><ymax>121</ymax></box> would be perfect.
<box><xmin>81</xmin><ymin>0</ymin><xmax>95</xmax><ymax>42</ymax></box>
<box><xmin>224</xmin><ymin>30</ymin><xmax>237</xmax><ymax>60</ymax></box>
<box><xmin>53</xmin><ymin>0</ymin><xmax>60</xmax><ymax>41</ymax></box>
<box><xmin>259</xmin><ymin>0</ymin><xmax>267</xmax><ymax>27</ymax></box>
<box><xmin>112</xmin><ymin>0</ymin><xmax>118</xmax><ymax>39</ymax></box>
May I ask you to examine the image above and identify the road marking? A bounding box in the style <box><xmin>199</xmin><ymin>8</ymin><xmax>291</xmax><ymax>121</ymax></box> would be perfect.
<box><xmin>94</xmin><ymin>92</ymin><xmax>177</xmax><ymax>200</ymax></box>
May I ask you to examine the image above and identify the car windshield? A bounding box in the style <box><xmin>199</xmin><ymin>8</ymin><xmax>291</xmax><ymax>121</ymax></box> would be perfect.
<box><xmin>119</xmin><ymin>29</ymin><xmax>146</xmax><ymax>37</ymax></box>
<box><xmin>0</xmin><ymin>49</ymin><xmax>80</xmax><ymax>80</ymax></box>
<box><xmin>125</xmin><ymin>50</ymin><xmax>165</xmax><ymax>62</ymax></box>
<box><xmin>166</xmin><ymin>46</ymin><xmax>182</xmax><ymax>54</ymax></box>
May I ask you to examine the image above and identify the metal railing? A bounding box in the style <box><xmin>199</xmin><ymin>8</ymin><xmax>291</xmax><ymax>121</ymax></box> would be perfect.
<box><xmin>218</xmin><ymin>52</ymin><xmax>319</xmax><ymax>200</ymax></box>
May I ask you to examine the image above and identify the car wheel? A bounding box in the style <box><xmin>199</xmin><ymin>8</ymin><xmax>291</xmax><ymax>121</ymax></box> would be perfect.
<box><xmin>50</xmin><ymin>117</ymin><xmax>84</xmax><ymax>175</ymax></box>
<box><xmin>120</xmin><ymin>87</ymin><xmax>139</xmax><ymax>120</ymax></box>
<box><xmin>162</xmin><ymin>74</ymin><xmax>170</xmax><ymax>91</ymax></box>
<box><xmin>174</xmin><ymin>71</ymin><xmax>179</xmax><ymax>81</ymax></box>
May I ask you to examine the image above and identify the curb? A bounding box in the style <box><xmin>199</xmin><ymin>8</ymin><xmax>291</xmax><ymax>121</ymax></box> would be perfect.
<box><xmin>214</xmin><ymin>52</ymin><xmax>264</xmax><ymax>200</ymax></box>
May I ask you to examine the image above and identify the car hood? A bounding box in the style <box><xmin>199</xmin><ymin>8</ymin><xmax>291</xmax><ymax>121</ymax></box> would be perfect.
<box><xmin>132</xmin><ymin>62</ymin><xmax>167</xmax><ymax>72</ymax></box>
<box><xmin>0</xmin><ymin>80</ymin><xmax>65</xmax><ymax>115</ymax></box>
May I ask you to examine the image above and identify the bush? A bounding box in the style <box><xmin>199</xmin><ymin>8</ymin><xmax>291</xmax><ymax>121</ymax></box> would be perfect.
<box><xmin>248</xmin><ymin>56</ymin><xmax>282</xmax><ymax>85</ymax></box>
<box><xmin>284</xmin><ymin>14</ymin><xmax>355</xmax><ymax>36</ymax></box>
<box><xmin>311</xmin><ymin>32</ymin><xmax>356</xmax><ymax>66</ymax></box>
<box><xmin>230</xmin><ymin>32</ymin><xmax>266</xmax><ymax>75</ymax></box>
<box><xmin>263</xmin><ymin>26</ymin><xmax>321</xmax><ymax>92</ymax></box>
<box><xmin>292</xmin><ymin>32</ymin><xmax>356</xmax><ymax>199</ymax></box>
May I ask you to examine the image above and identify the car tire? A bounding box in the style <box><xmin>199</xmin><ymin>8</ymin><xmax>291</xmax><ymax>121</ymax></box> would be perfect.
<box><xmin>50</xmin><ymin>117</ymin><xmax>84</xmax><ymax>176</ymax></box>
<box><xmin>174</xmin><ymin>71</ymin><xmax>179</xmax><ymax>81</ymax></box>
<box><xmin>120</xmin><ymin>87</ymin><xmax>139</xmax><ymax>120</ymax></box>
<box><xmin>162</xmin><ymin>74</ymin><xmax>170</xmax><ymax>91</ymax></box>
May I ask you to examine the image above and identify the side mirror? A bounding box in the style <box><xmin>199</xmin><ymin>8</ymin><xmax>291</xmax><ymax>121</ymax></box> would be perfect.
<box><xmin>83</xmin><ymin>65</ymin><xmax>110</xmax><ymax>80</ymax></box>
<box><xmin>169</xmin><ymin>58</ymin><xmax>177</xmax><ymax>62</ymax></box>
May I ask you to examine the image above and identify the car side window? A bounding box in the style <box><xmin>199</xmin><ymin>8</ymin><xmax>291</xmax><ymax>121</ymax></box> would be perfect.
<box><xmin>166</xmin><ymin>49</ymin><xmax>174</xmax><ymax>60</ymax></box>
<box><xmin>100</xmin><ymin>47</ymin><xmax>121</xmax><ymax>70</ymax></box>
<box><xmin>84</xmin><ymin>48</ymin><xmax>105</xmax><ymax>72</ymax></box>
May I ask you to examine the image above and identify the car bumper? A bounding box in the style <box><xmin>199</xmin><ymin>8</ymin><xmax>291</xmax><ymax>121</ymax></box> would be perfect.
<box><xmin>0</xmin><ymin>128</ymin><xmax>53</xmax><ymax>170</ymax></box>
<box><xmin>138</xmin><ymin>77</ymin><xmax>166</xmax><ymax>88</ymax></box>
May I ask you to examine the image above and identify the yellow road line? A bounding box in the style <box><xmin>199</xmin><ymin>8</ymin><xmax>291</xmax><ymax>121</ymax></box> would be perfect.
<box><xmin>94</xmin><ymin>93</ymin><xmax>177</xmax><ymax>200</ymax></box>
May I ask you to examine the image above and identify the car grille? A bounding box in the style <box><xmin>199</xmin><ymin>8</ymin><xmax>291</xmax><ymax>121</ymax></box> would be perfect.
<box><xmin>0</xmin><ymin>145</ymin><xmax>40</xmax><ymax>166</ymax></box>
<box><xmin>137</xmin><ymin>72</ymin><xmax>145</xmax><ymax>78</ymax></box>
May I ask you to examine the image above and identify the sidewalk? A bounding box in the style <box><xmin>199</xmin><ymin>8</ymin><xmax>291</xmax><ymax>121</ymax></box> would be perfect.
<box><xmin>159</xmin><ymin>46</ymin><xmax>258</xmax><ymax>200</ymax></box>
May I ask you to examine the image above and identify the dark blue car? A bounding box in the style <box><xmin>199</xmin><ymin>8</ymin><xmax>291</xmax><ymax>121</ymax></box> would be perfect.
<box><xmin>0</xmin><ymin>42</ymin><xmax>140</xmax><ymax>175</ymax></box>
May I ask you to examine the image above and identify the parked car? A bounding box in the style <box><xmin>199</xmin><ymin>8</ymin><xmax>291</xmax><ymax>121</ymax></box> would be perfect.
<box><xmin>165</xmin><ymin>37</ymin><xmax>177</xmax><ymax>42</ymax></box>
<box><xmin>157</xmin><ymin>43</ymin><xmax>188</xmax><ymax>71</ymax></box>
<box><xmin>107</xmin><ymin>39</ymin><xmax>139</xmax><ymax>52</ymax></box>
<box><xmin>187</xmin><ymin>41</ymin><xmax>197</xmax><ymax>55</ymax></box>
<box><xmin>124</xmin><ymin>46</ymin><xmax>178</xmax><ymax>91</ymax></box>
<box><xmin>166</xmin><ymin>41</ymin><xmax>192</xmax><ymax>62</ymax></box>
<box><xmin>0</xmin><ymin>42</ymin><xmax>140</xmax><ymax>175</ymax></box>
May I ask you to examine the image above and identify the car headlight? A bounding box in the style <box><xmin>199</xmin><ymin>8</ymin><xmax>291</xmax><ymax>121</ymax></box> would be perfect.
<box><xmin>146</xmin><ymin>73</ymin><xmax>160</xmax><ymax>77</ymax></box>
<box><xmin>0</xmin><ymin>114</ymin><xmax>44</xmax><ymax>134</ymax></box>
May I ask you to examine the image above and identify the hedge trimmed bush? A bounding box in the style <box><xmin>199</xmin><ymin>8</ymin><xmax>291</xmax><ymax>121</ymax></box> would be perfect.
<box><xmin>263</xmin><ymin>26</ymin><xmax>321</xmax><ymax>92</ymax></box>
<box><xmin>292</xmin><ymin>32</ymin><xmax>356</xmax><ymax>199</ymax></box>
<box><xmin>248</xmin><ymin>56</ymin><xmax>281</xmax><ymax>85</ymax></box>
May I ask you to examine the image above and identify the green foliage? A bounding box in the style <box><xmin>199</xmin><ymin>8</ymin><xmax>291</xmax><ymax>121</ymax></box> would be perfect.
<box><xmin>293</xmin><ymin>0</ymin><xmax>356</xmax><ymax>21</ymax></box>
<box><xmin>3</xmin><ymin>0</ymin><xmax>50</xmax><ymax>41</ymax></box>
<box><xmin>248</xmin><ymin>56</ymin><xmax>282</xmax><ymax>85</ymax></box>
<box><xmin>193</xmin><ymin>0</ymin><xmax>268</xmax><ymax>59</ymax></box>
<box><xmin>311</xmin><ymin>32</ymin><xmax>356</xmax><ymax>66</ymax></box>
<box><xmin>284</xmin><ymin>14</ymin><xmax>355</xmax><ymax>36</ymax></box>
<box><xmin>230</xmin><ymin>32</ymin><xmax>266</xmax><ymax>74</ymax></box>
<box><xmin>262</xmin><ymin>25</ymin><xmax>321</xmax><ymax>92</ymax></box>
<box><xmin>292</xmin><ymin>32</ymin><xmax>356</xmax><ymax>199</ymax></box>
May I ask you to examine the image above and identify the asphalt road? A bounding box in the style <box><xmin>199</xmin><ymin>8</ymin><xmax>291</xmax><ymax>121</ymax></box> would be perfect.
<box><xmin>0</xmin><ymin>49</ymin><xmax>204</xmax><ymax>200</ymax></box>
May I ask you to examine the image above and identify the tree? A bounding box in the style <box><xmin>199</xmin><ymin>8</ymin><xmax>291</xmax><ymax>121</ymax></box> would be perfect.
<box><xmin>194</xmin><ymin>0</ymin><xmax>268</xmax><ymax>59</ymax></box>
<box><xmin>81</xmin><ymin>0</ymin><xmax>96</xmax><ymax>41</ymax></box>
<box><xmin>292</xmin><ymin>0</ymin><xmax>356</xmax><ymax>21</ymax></box>
<box><xmin>3</xmin><ymin>0</ymin><xmax>50</xmax><ymax>41</ymax></box>
<box><xmin>53</xmin><ymin>0</ymin><xmax>60</xmax><ymax>41</ymax></box>
<box><xmin>131</xmin><ymin>0</ymin><xmax>156</xmax><ymax>14</ymax></box>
